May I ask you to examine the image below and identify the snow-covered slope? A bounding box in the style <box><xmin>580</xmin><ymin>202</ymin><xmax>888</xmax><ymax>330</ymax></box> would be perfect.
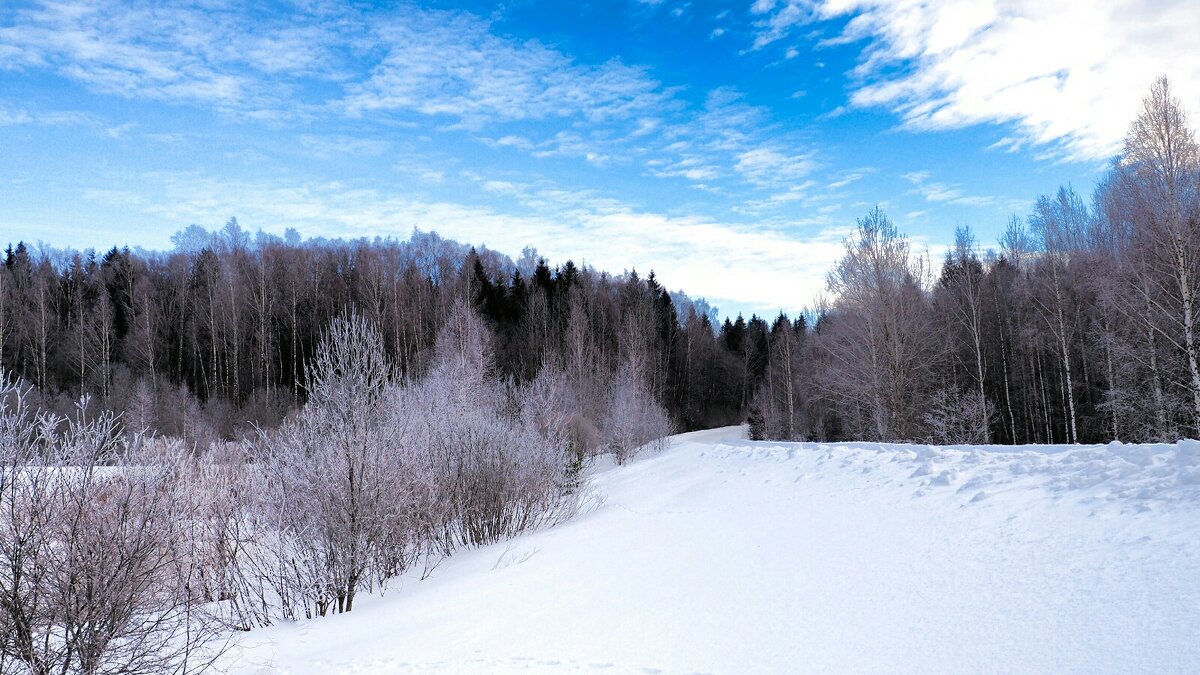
<box><xmin>225</xmin><ymin>428</ymin><xmax>1200</xmax><ymax>674</ymax></box>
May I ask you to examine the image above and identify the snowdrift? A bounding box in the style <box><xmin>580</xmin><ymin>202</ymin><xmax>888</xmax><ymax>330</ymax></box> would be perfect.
<box><xmin>225</xmin><ymin>427</ymin><xmax>1200</xmax><ymax>674</ymax></box>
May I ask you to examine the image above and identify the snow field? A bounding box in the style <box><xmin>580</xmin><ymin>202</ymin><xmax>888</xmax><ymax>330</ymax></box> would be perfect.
<box><xmin>225</xmin><ymin>427</ymin><xmax>1200</xmax><ymax>674</ymax></box>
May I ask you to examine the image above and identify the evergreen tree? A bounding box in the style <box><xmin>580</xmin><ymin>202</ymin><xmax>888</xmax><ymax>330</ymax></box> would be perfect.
<box><xmin>747</xmin><ymin>405</ymin><xmax>766</xmax><ymax>441</ymax></box>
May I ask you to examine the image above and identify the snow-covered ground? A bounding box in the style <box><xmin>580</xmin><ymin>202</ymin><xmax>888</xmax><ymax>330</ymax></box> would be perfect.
<box><xmin>224</xmin><ymin>427</ymin><xmax>1200</xmax><ymax>674</ymax></box>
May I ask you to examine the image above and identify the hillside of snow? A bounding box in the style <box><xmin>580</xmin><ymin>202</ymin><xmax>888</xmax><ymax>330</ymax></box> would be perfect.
<box><xmin>224</xmin><ymin>427</ymin><xmax>1200</xmax><ymax>674</ymax></box>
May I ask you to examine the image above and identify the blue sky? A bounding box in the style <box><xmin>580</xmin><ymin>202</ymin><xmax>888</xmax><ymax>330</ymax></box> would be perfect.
<box><xmin>2</xmin><ymin>0</ymin><xmax>1197</xmax><ymax>319</ymax></box>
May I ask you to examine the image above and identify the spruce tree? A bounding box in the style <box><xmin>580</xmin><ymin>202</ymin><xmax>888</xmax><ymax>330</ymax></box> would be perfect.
<box><xmin>747</xmin><ymin>406</ymin><xmax>766</xmax><ymax>441</ymax></box>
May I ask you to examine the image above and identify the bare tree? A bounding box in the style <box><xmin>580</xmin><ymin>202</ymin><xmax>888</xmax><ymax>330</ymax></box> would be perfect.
<box><xmin>1120</xmin><ymin>76</ymin><xmax>1200</xmax><ymax>434</ymax></box>
<box><xmin>603</xmin><ymin>353</ymin><xmax>672</xmax><ymax>465</ymax></box>
<box><xmin>0</xmin><ymin>372</ymin><xmax>226</xmax><ymax>675</ymax></box>
<box><xmin>935</xmin><ymin>227</ymin><xmax>992</xmax><ymax>441</ymax></box>
<box><xmin>415</xmin><ymin>301</ymin><xmax>574</xmax><ymax>546</ymax></box>
<box><xmin>756</xmin><ymin>314</ymin><xmax>805</xmax><ymax>441</ymax></box>
<box><xmin>255</xmin><ymin>314</ymin><xmax>402</xmax><ymax>617</ymax></box>
<box><xmin>820</xmin><ymin>207</ymin><xmax>941</xmax><ymax>440</ymax></box>
<box><xmin>1028</xmin><ymin>188</ymin><xmax>1090</xmax><ymax>443</ymax></box>
<box><xmin>922</xmin><ymin>386</ymin><xmax>995</xmax><ymax>445</ymax></box>
<box><xmin>0</xmin><ymin>267</ymin><xmax>9</xmax><ymax>370</ymax></box>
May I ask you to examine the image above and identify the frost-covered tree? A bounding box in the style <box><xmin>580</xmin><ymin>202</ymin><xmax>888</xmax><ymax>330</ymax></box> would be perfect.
<box><xmin>0</xmin><ymin>372</ymin><xmax>225</xmax><ymax>674</ymax></box>
<box><xmin>1118</xmin><ymin>76</ymin><xmax>1200</xmax><ymax>434</ymax></box>
<box><xmin>603</xmin><ymin>352</ymin><xmax>672</xmax><ymax>464</ymax></box>
<box><xmin>256</xmin><ymin>314</ymin><xmax>404</xmax><ymax>616</ymax></box>
<box><xmin>817</xmin><ymin>207</ymin><xmax>941</xmax><ymax>441</ymax></box>
<box><xmin>922</xmin><ymin>386</ymin><xmax>996</xmax><ymax>445</ymax></box>
<box><xmin>244</xmin><ymin>303</ymin><xmax>578</xmax><ymax>624</ymax></box>
<box><xmin>413</xmin><ymin>301</ymin><xmax>573</xmax><ymax>547</ymax></box>
<box><xmin>758</xmin><ymin>314</ymin><xmax>806</xmax><ymax>441</ymax></box>
<box><xmin>934</xmin><ymin>227</ymin><xmax>992</xmax><ymax>442</ymax></box>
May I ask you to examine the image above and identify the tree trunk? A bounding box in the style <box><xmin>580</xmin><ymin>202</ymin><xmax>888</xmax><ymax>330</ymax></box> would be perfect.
<box><xmin>1175</xmin><ymin>240</ymin><xmax>1200</xmax><ymax>434</ymax></box>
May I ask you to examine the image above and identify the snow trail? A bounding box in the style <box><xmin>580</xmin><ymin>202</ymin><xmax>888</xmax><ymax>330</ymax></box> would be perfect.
<box><xmin>225</xmin><ymin>428</ymin><xmax>1200</xmax><ymax>674</ymax></box>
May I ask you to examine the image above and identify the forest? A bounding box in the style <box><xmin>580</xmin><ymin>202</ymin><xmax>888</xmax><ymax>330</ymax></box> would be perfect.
<box><xmin>3</xmin><ymin>81</ymin><xmax>1198</xmax><ymax>448</ymax></box>
<box><xmin>0</xmin><ymin>224</ymin><xmax>725</xmax><ymax>449</ymax></box>
<box><xmin>0</xmin><ymin>75</ymin><xmax>1196</xmax><ymax>673</ymax></box>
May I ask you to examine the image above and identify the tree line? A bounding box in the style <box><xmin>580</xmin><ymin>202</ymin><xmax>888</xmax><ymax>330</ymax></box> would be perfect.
<box><xmin>751</xmin><ymin>77</ymin><xmax>1200</xmax><ymax>444</ymax></box>
<box><xmin>0</xmin><ymin>223</ymin><xmax>758</xmax><ymax>449</ymax></box>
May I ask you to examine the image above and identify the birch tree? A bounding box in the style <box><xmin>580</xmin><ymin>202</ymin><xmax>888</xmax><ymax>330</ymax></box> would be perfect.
<box><xmin>1120</xmin><ymin>76</ymin><xmax>1200</xmax><ymax>434</ymax></box>
<box><xmin>821</xmin><ymin>207</ymin><xmax>940</xmax><ymax>440</ymax></box>
<box><xmin>1028</xmin><ymin>188</ymin><xmax>1089</xmax><ymax>443</ymax></box>
<box><xmin>935</xmin><ymin>227</ymin><xmax>992</xmax><ymax>441</ymax></box>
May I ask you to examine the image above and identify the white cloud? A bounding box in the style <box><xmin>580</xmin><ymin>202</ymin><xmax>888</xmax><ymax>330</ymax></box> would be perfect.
<box><xmin>902</xmin><ymin>169</ymin><xmax>993</xmax><ymax>206</ymax></box>
<box><xmin>343</xmin><ymin>11</ymin><xmax>670</xmax><ymax>128</ymax></box>
<box><xmin>482</xmin><ymin>135</ymin><xmax>535</xmax><ymax>152</ymax></box>
<box><xmin>78</xmin><ymin>171</ymin><xmax>842</xmax><ymax>311</ymax></box>
<box><xmin>754</xmin><ymin>0</ymin><xmax>1200</xmax><ymax>162</ymax></box>
<box><xmin>751</xmin><ymin>1</ymin><xmax>815</xmax><ymax>49</ymax></box>
<box><xmin>0</xmin><ymin>102</ymin><xmax>115</xmax><ymax>132</ymax></box>
<box><xmin>734</xmin><ymin>146</ymin><xmax>816</xmax><ymax>188</ymax></box>
<box><xmin>103</xmin><ymin>121</ymin><xmax>137</xmax><ymax>138</ymax></box>
<box><xmin>2</xmin><ymin>2</ymin><xmax>819</xmax><ymax>194</ymax></box>
<box><xmin>650</xmin><ymin>157</ymin><xmax>722</xmax><ymax>182</ymax></box>
<box><xmin>827</xmin><ymin>168</ymin><xmax>872</xmax><ymax>189</ymax></box>
<box><xmin>299</xmin><ymin>134</ymin><xmax>391</xmax><ymax>159</ymax></box>
<box><xmin>646</xmin><ymin>87</ymin><xmax>818</xmax><ymax>194</ymax></box>
<box><xmin>0</xmin><ymin>107</ymin><xmax>33</xmax><ymax>126</ymax></box>
<box><xmin>337</xmin><ymin>7</ymin><xmax>820</xmax><ymax>188</ymax></box>
<box><xmin>0</xmin><ymin>1</ymin><xmax>352</xmax><ymax>115</ymax></box>
<box><xmin>631</xmin><ymin>118</ymin><xmax>660</xmax><ymax>137</ymax></box>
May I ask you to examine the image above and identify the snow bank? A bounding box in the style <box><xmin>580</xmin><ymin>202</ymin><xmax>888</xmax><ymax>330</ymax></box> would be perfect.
<box><xmin>223</xmin><ymin>427</ymin><xmax>1200</xmax><ymax>674</ymax></box>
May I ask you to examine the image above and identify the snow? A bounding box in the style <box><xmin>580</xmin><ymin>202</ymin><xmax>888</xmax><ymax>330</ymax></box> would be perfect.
<box><xmin>223</xmin><ymin>427</ymin><xmax>1200</xmax><ymax>674</ymax></box>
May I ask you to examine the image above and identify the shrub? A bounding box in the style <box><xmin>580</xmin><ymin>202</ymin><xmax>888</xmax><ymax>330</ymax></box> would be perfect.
<box><xmin>0</xmin><ymin>373</ymin><xmax>226</xmax><ymax>674</ymax></box>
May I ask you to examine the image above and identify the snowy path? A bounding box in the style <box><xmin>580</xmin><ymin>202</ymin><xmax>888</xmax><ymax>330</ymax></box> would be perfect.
<box><xmin>225</xmin><ymin>429</ymin><xmax>1200</xmax><ymax>674</ymax></box>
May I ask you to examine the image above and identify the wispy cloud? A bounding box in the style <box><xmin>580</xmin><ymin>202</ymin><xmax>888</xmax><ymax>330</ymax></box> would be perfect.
<box><xmin>2</xmin><ymin>1</ymin><xmax>819</xmax><ymax>195</ymax></box>
<box><xmin>751</xmin><ymin>0</ymin><xmax>1200</xmax><ymax>162</ymax></box>
<box><xmin>0</xmin><ymin>104</ymin><xmax>95</xmax><ymax>127</ymax></box>
<box><xmin>0</xmin><ymin>1</ymin><xmax>353</xmax><ymax>116</ymax></box>
<box><xmin>342</xmin><ymin>9</ymin><xmax>672</xmax><ymax>131</ymax></box>
<box><xmin>902</xmin><ymin>170</ymin><xmax>993</xmax><ymax>207</ymax></box>
<box><xmin>749</xmin><ymin>0</ymin><xmax>814</xmax><ymax>49</ymax></box>
<box><xmin>0</xmin><ymin>102</ymin><xmax>132</xmax><ymax>137</ymax></box>
<box><xmin>342</xmin><ymin>11</ymin><xmax>820</xmax><ymax>193</ymax></box>
<box><xmin>643</xmin><ymin>87</ymin><xmax>819</xmax><ymax>196</ymax></box>
<box><xmin>299</xmin><ymin>134</ymin><xmax>391</xmax><ymax>159</ymax></box>
<box><xmin>734</xmin><ymin>146</ymin><xmax>816</xmax><ymax>188</ymax></box>
<box><xmin>827</xmin><ymin>168</ymin><xmax>872</xmax><ymax>190</ymax></box>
